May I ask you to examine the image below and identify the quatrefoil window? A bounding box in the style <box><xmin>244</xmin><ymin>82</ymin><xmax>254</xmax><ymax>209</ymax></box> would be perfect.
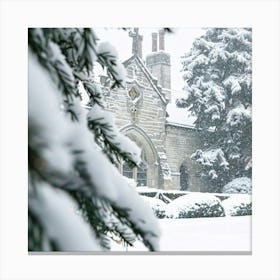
<box><xmin>129</xmin><ymin>87</ymin><xmax>138</xmax><ymax>100</ymax></box>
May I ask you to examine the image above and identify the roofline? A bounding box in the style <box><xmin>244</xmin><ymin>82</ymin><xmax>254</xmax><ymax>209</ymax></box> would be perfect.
<box><xmin>165</xmin><ymin>121</ymin><xmax>196</xmax><ymax>130</ymax></box>
<box><xmin>123</xmin><ymin>55</ymin><xmax>167</xmax><ymax>105</ymax></box>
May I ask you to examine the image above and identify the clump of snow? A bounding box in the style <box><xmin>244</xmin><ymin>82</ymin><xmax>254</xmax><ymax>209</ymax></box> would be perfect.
<box><xmin>209</xmin><ymin>44</ymin><xmax>229</xmax><ymax>64</ymax></box>
<box><xmin>222</xmin><ymin>177</ymin><xmax>252</xmax><ymax>194</ymax></box>
<box><xmin>97</xmin><ymin>42</ymin><xmax>126</xmax><ymax>87</ymax></box>
<box><xmin>209</xmin><ymin>169</ymin><xmax>218</xmax><ymax>179</ymax></box>
<box><xmin>97</xmin><ymin>41</ymin><xmax>118</xmax><ymax>58</ymax></box>
<box><xmin>222</xmin><ymin>194</ymin><xmax>252</xmax><ymax>216</ymax></box>
<box><xmin>28</xmin><ymin>49</ymin><xmax>73</xmax><ymax>175</ymax></box>
<box><xmin>223</xmin><ymin>76</ymin><xmax>241</xmax><ymax>95</ymax></box>
<box><xmin>188</xmin><ymin>54</ymin><xmax>208</xmax><ymax>70</ymax></box>
<box><xmin>191</xmin><ymin>148</ymin><xmax>229</xmax><ymax>170</ymax></box>
<box><xmin>141</xmin><ymin>196</ymin><xmax>167</xmax><ymax>219</ymax></box>
<box><xmin>226</xmin><ymin>105</ymin><xmax>251</xmax><ymax>127</ymax></box>
<box><xmin>29</xmin><ymin>181</ymin><xmax>101</xmax><ymax>251</ymax></box>
<box><xmin>204</xmin><ymin>82</ymin><xmax>225</xmax><ymax>103</ymax></box>
<box><xmin>165</xmin><ymin>193</ymin><xmax>225</xmax><ymax>219</ymax></box>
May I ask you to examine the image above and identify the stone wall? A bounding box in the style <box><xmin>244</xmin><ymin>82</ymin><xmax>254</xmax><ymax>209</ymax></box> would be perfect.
<box><xmin>102</xmin><ymin>57</ymin><xmax>168</xmax><ymax>188</ymax></box>
<box><xmin>165</xmin><ymin>124</ymin><xmax>206</xmax><ymax>191</ymax></box>
<box><xmin>101</xmin><ymin>56</ymin><xmax>206</xmax><ymax>192</ymax></box>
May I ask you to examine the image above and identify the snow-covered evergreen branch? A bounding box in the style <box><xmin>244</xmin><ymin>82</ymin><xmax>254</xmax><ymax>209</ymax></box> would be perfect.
<box><xmin>28</xmin><ymin>28</ymin><xmax>160</xmax><ymax>251</ymax></box>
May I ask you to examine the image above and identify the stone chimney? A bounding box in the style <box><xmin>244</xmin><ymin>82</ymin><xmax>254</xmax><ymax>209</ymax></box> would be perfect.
<box><xmin>152</xmin><ymin>32</ymin><xmax>158</xmax><ymax>52</ymax></box>
<box><xmin>146</xmin><ymin>29</ymin><xmax>171</xmax><ymax>92</ymax></box>
<box><xmin>159</xmin><ymin>29</ymin><xmax>165</xmax><ymax>51</ymax></box>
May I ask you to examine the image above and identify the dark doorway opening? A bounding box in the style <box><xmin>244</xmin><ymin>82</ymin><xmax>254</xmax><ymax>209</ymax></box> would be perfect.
<box><xmin>180</xmin><ymin>164</ymin><xmax>189</xmax><ymax>190</ymax></box>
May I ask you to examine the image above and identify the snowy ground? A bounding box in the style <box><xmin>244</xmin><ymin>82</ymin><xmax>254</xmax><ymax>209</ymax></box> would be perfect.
<box><xmin>111</xmin><ymin>216</ymin><xmax>251</xmax><ymax>252</ymax></box>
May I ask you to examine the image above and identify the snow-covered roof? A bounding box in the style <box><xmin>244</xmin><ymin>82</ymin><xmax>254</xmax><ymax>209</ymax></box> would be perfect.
<box><xmin>166</xmin><ymin>90</ymin><xmax>196</xmax><ymax>128</ymax></box>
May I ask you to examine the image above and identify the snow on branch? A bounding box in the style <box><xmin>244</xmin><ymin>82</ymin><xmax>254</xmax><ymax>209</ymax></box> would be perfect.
<box><xmin>28</xmin><ymin>28</ymin><xmax>160</xmax><ymax>251</ymax></box>
<box><xmin>87</xmin><ymin>104</ymin><xmax>141</xmax><ymax>166</ymax></box>
<box><xmin>191</xmin><ymin>148</ymin><xmax>229</xmax><ymax>171</ymax></box>
<box><xmin>29</xmin><ymin>181</ymin><xmax>101</xmax><ymax>251</ymax></box>
<box><xmin>97</xmin><ymin>42</ymin><xmax>127</xmax><ymax>88</ymax></box>
<box><xmin>226</xmin><ymin>105</ymin><xmax>251</xmax><ymax>127</ymax></box>
<box><xmin>28</xmin><ymin>29</ymin><xmax>79</xmax><ymax>99</ymax></box>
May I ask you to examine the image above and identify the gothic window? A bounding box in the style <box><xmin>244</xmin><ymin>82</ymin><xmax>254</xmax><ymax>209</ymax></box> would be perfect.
<box><xmin>122</xmin><ymin>150</ymin><xmax>147</xmax><ymax>187</ymax></box>
<box><xmin>180</xmin><ymin>164</ymin><xmax>189</xmax><ymax>191</ymax></box>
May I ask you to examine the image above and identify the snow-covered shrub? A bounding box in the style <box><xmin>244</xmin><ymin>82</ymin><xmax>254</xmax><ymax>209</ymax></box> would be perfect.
<box><xmin>222</xmin><ymin>194</ymin><xmax>252</xmax><ymax>216</ymax></box>
<box><xmin>141</xmin><ymin>196</ymin><xmax>167</xmax><ymax>219</ymax></box>
<box><xmin>166</xmin><ymin>193</ymin><xmax>225</xmax><ymax>219</ymax></box>
<box><xmin>222</xmin><ymin>177</ymin><xmax>252</xmax><ymax>194</ymax></box>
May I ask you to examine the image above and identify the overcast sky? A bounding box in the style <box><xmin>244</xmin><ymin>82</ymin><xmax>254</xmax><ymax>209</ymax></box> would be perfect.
<box><xmin>94</xmin><ymin>28</ymin><xmax>205</xmax><ymax>92</ymax></box>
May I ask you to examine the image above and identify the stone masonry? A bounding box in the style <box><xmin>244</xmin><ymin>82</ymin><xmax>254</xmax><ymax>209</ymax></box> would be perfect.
<box><xmin>99</xmin><ymin>29</ymin><xmax>205</xmax><ymax>191</ymax></box>
<box><xmin>165</xmin><ymin>124</ymin><xmax>205</xmax><ymax>191</ymax></box>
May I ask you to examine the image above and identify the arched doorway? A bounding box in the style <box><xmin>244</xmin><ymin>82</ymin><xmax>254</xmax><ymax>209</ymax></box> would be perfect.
<box><xmin>179</xmin><ymin>162</ymin><xmax>189</xmax><ymax>191</ymax></box>
<box><xmin>120</xmin><ymin>124</ymin><xmax>159</xmax><ymax>188</ymax></box>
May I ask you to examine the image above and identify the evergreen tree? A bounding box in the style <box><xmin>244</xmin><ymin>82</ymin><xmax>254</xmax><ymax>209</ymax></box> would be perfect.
<box><xmin>28</xmin><ymin>28</ymin><xmax>160</xmax><ymax>251</ymax></box>
<box><xmin>178</xmin><ymin>28</ymin><xmax>252</xmax><ymax>192</ymax></box>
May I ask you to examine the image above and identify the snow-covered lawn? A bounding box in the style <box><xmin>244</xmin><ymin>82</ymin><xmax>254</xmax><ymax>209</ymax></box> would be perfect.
<box><xmin>111</xmin><ymin>216</ymin><xmax>251</xmax><ymax>252</ymax></box>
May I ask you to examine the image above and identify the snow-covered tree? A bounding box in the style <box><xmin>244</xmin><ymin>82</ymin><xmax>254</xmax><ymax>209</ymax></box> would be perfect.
<box><xmin>178</xmin><ymin>28</ymin><xmax>252</xmax><ymax>192</ymax></box>
<box><xmin>28</xmin><ymin>28</ymin><xmax>160</xmax><ymax>251</ymax></box>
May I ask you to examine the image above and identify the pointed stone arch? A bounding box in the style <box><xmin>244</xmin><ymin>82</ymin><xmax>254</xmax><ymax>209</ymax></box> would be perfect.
<box><xmin>120</xmin><ymin>124</ymin><xmax>160</xmax><ymax>188</ymax></box>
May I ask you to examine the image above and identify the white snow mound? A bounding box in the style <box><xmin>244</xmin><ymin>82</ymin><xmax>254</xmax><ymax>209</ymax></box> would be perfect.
<box><xmin>222</xmin><ymin>194</ymin><xmax>252</xmax><ymax>216</ymax></box>
<box><xmin>165</xmin><ymin>193</ymin><xmax>224</xmax><ymax>218</ymax></box>
<box><xmin>222</xmin><ymin>177</ymin><xmax>252</xmax><ymax>194</ymax></box>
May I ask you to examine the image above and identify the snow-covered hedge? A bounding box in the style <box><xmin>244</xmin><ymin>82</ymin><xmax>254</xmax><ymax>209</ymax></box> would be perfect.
<box><xmin>137</xmin><ymin>187</ymin><xmax>252</xmax><ymax>218</ymax></box>
<box><xmin>222</xmin><ymin>194</ymin><xmax>252</xmax><ymax>216</ymax></box>
<box><xmin>165</xmin><ymin>193</ymin><xmax>225</xmax><ymax>219</ymax></box>
<box><xmin>141</xmin><ymin>196</ymin><xmax>167</xmax><ymax>219</ymax></box>
<box><xmin>222</xmin><ymin>177</ymin><xmax>252</xmax><ymax>194</ymax></box>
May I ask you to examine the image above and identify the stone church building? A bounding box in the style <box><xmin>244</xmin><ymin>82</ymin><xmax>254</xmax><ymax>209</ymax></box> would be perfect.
<box><xmin>98</xmin><ymin>29</ymin><xmax>205</xmax><ymax>191</ymax></box>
